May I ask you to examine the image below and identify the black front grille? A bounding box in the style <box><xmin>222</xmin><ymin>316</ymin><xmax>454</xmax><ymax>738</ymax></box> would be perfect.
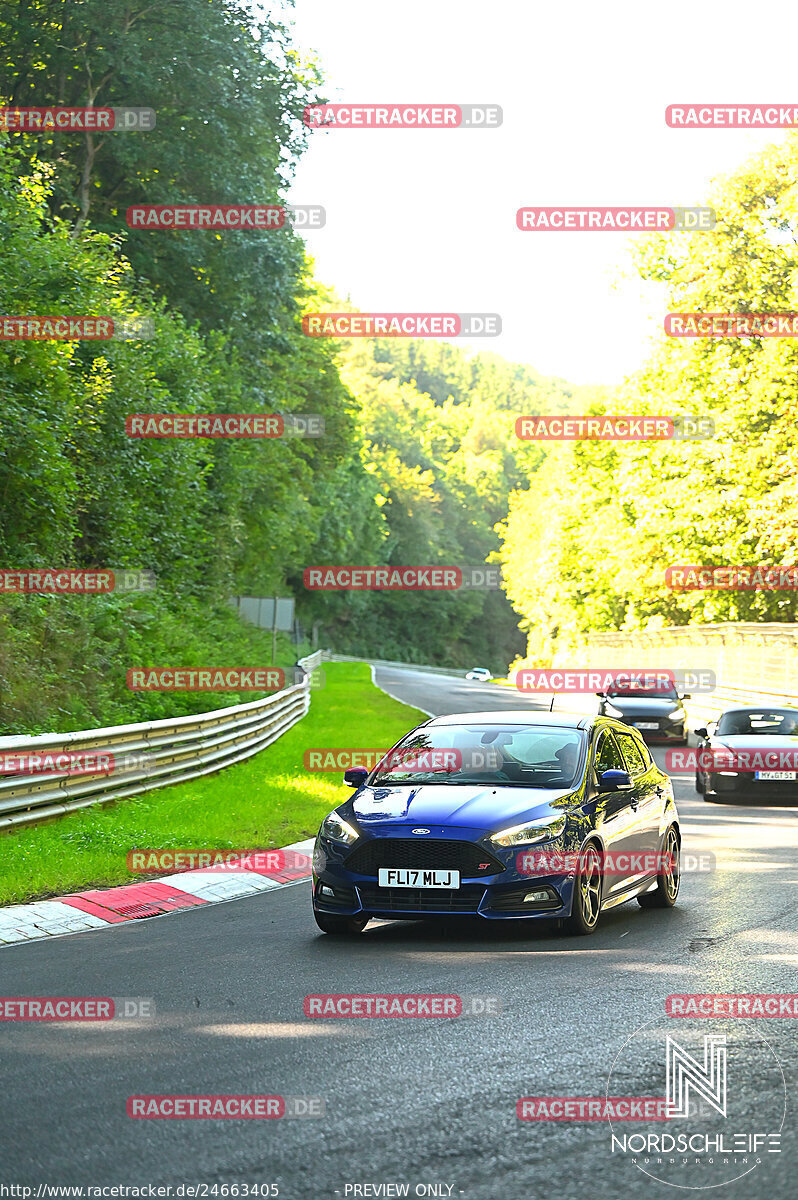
<box><xmin>357</xmin><ymin>885</ymin><xmax>484</xmax><ymax>913</ymax></box>
<box><xmin>345</xmin><ymin>838</ymin><xmax>504</xmax><ymax>878</ymax></box>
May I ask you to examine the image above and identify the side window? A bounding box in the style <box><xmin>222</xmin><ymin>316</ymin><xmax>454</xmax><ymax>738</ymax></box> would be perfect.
<box><xmin>616</xmin><ymin>732</ymin><xmax>647</xmax><ymax>776</ymax></box>
<box><xmin>593</xmin><ymin>730</ymin><xmax>625</xmax><ymax>777</ymax></box>
<box><xmin>636</xmin><ymin>740</ymin><xmax>653</xmax><ymax>769</ymax></box>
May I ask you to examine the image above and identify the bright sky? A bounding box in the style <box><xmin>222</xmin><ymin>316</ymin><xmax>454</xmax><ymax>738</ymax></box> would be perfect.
<box><xmin>284</xmin><ymin>0</ymin><xmax>797</xmax><ymax>386</ymax></box>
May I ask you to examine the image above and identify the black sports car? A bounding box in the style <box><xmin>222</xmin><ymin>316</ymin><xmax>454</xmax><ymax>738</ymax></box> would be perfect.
<box><xmin>695</xmin><ymin>706</ymin><xmax>798</xmax><ymax>801</ymax></box>
<box><xmin>596</xmin><ymin>682</ymin><xmax>689</xmax><ymax>744</ymax></box>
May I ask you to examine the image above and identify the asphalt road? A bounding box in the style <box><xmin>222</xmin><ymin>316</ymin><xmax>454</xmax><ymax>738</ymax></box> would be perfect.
<box><xmin>1</xmin><ymin>666</ymin><xmax>797</xmax><ymax>1199</ymax></box>
<box><xmin>373</xmin><ymin>665</ymin><xmax>553</xmax><ymax>717</ymax></box>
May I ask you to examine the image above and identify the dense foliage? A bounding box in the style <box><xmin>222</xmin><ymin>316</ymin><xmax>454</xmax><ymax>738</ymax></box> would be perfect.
<box><xmin>2</xmin><ymin>0</ymin><xmax>795</xmax><ymax>728</ymax></box>
<box><xmin>0</xmin><ymin>0</ymin><xmax>584</xmax><ymax>728</ymax></box>
<box><xmin>500</xmin><ymin>136</ymin><xmax>798</xmax><ymax>661</ymax></box>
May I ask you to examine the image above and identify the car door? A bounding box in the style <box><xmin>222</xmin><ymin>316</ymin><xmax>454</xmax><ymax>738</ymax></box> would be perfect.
<box><xmin>592</xmin><ymin>728</ymin><xmax>646</xmax><ymax>901</ymax></box>
<box><xmin>615</xmin><ymin>730</ymin><xmax>664</xmax><ymax>865</ymax></box>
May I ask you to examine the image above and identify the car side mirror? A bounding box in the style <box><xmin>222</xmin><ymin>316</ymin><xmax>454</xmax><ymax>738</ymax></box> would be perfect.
<box><xmin>681</xmin><ymin>693</ymin><xmax>691</xmax><ymax>700</ymax></box>
<box><xmin>596</xmin><ymin>691</ymin><xmax>607</xmax><ymax>699</ymax></box>
<box><xmin>598</xmin><ymin>768</ymin><xmax>632</xmax><ymax>792</ymax></box>
<box><xmin>343</xmin><ymin>767</ymin><xmax>368</xmax><ymax>788</ymax></box>
<box><xmin>695</xmin><ymin>727</ymin><xmax>708</xmax><ymax>740</ymax></box>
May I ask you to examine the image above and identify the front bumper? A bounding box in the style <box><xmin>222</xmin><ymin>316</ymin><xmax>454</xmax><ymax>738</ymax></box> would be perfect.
<box><xmin>312</xmin><ymin>832</ymin><xmax>578</xmax><ymax>920</ymax></box>
<box><xmin>705</xmin><ymin>772</ymin><xmax>798</xmax><ymax>800</ymax></box>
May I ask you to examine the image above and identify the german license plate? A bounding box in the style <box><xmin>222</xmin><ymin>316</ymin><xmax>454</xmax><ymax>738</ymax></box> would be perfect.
<box><xmin>378</xmin><ymin>868</ymin><xmax>460</xmax><ymax>889</ymax></box>
<box><xmin>634</xmin><ymin>722</ymin><xmax>658</xmax><ymax>730</ymax></box>
<box><xmin>755</xmin><ymin>771</ymin><xmax>797</xmax><ymax>781</ymax></box>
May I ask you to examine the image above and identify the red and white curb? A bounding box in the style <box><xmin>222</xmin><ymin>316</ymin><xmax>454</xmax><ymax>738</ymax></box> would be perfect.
<box><xmin>0</xmin><ymin>838</ymin><xmax>314</xmax><ymax>948</ymax></box>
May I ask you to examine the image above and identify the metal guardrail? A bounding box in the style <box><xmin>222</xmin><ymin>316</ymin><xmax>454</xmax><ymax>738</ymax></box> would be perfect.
<box><xmin>0</xmin><ymin>651</ymin><xmax>327</xmax><ymax>831</ymax></box>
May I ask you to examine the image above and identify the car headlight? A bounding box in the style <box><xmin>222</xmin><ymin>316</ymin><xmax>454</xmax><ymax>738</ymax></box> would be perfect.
<box><xmin>320</xmin><ymin>811</ymin><xmax>359</xmax><ymax>845</ymax></box>
<box><xmin>668</xmin><ymin>708</ymin><xmax>685</xmax><ymax>719</ymax></box>
<box><xmin>604</xmin><ymin>703</ymin><xmax>623</xmax><ymax>718</ymax></box>
<box><xmin>490</xmin><ymin>814</ymin><xmax>566</xmax><ymax>847</ymax></box>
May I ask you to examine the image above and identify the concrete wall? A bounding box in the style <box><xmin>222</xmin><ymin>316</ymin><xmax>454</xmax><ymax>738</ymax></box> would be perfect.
<box><xmin>582</xmin><ymin>623</ymin><xmax>798</xmax><ymax>697</ymax></box>
<box><xmin>511</xmin><ymin>623</ymin><xmax>798</xmax><ymax>723</ymax></box>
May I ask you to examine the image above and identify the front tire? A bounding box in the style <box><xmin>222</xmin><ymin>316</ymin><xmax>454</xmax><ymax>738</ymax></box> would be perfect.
<box><xmin>313</xmin><ymin>909</ymin><xmax>369</xmax><ymax>935</ymax></box>
<box><xmin>563</xmin><ymin>843</ymin><xmax>602</xmax><ymax>935</ymax></box>
<box><xmin>695</xmin><ymin>771</ymin><xmax>705</xmax><ymax>794</ymax></box>
<box><xmin>637</xmin><ymin>827</ymin><xmax>680</xmax><ymax>909</ymax></box>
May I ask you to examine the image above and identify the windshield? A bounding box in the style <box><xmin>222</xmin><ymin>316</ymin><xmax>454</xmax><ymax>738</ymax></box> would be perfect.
<box><xmin>369</xmin><ymin>724</ymin><xmax>587</xmax><ymax>788</ymax></box>
<box><xmin>716</xmin><ymin>709</ymin><xmax>798</xmax><ymax>736</ymax></box>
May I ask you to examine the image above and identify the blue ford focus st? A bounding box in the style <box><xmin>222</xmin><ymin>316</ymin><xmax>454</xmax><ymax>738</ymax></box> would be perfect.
<box><xmin>312</xmin><ymin>710</ymin><xmax>681</xmax><ymax>936</ymax></box>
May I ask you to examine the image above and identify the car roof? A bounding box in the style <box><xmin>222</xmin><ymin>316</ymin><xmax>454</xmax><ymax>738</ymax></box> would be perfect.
<box><xmin>425</xmin><ymin>709</ymin><xmax>594</xmax><ymax>729</ymax></box>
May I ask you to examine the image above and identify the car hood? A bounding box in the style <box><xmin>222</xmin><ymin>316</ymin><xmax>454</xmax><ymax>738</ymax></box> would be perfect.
<box><xmin>607</xmin><ymin>696</ymin><xmax>681</xmax><ymax>715</ymax></box>
<box><xmin>351</xmin><ymin>783</ymin><xmax>578</xmax><ymax>831</ymax></box>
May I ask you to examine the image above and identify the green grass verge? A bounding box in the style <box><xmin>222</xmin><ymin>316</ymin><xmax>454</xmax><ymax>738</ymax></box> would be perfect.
<box><xmin>0</xmin><ymin>662</ymin><xmax>424</xmax><ymax>906</ymax></box>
